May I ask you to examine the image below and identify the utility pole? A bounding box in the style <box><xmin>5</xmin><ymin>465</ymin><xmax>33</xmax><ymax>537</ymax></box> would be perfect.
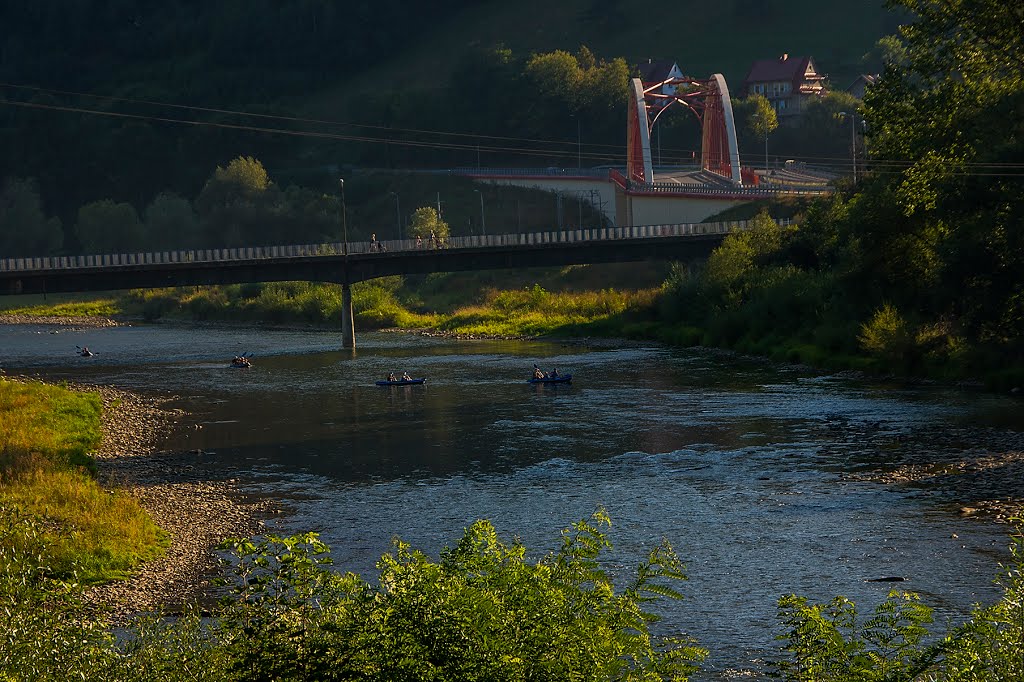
<box><xmin>577</xmin><ymin>118</ymin><xmax>582</xmax><ymax>169</ymax></box>
<box><xmin>339</xmin><ymin>178</ymin><xmax>354</xmax><ymax>349</ymax></box>
<box><xmin>473</xmin><ymin>189</ymin><xmax>486</xmax><ymax>236</ymax></box>
<box><xmin>389</xmin><ymin>191</ymin><xmax>401</xmax><ymax>239</ymax></box>
<box><xmin>840</xmin><ymin>111</ymin><xmax>858</xmax><ymax>182</ymax></box>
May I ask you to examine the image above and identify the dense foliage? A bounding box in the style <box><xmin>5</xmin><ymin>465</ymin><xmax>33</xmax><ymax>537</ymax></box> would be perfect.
<box><xmin>1</xmin><ymin>508</ymin><xmax>709</xmax><ymax>680</ymax></box>
<box><xmin>2</xmin><ymin>498</ymin><xmax>1023</xmax><ymax>679</ymax></box>
<box><xmin>659</xmin><ymin>0</ymin><xmax>1024</xmax><ymax>385</ymax></box>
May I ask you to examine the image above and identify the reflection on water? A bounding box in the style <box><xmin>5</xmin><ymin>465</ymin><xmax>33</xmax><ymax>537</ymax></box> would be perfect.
<box><xmin>2</xmin><ymin>323</ymin><xmax>1021</xmax><ymax>678</ymax></box>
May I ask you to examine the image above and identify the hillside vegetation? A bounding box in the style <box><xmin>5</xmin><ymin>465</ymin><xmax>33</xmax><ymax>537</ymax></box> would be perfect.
<box><xmin>0</xmin><ymin>0</ymin><xmax>895</xmax><ymax>235</ymax></box>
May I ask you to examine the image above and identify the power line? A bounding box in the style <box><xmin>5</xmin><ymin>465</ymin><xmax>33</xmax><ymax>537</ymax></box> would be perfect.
<box><xmin>0</xmin><ymin>98</ymin><xmax>626</xmax><ymax>164</ymax></box>
<box><xmin>0</xmin><ymin>81</ymin><xmax>628</xmax><ymax>154</ymax></box>
<box><xmin>3</xmin><ymin>82</ymin><xmax>1023</xmax><ymax>178</ymax></box>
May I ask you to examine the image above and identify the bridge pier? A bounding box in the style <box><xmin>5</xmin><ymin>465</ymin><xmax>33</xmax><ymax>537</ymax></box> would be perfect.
<box><xmin>341</xmin><ymin>282</ymin><xmax>355</xmax><ymax>349</ymax></box>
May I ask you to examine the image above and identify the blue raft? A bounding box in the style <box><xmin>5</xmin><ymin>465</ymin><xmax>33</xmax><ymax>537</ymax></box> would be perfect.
<box><xmin>376</xmin><ymin>378</ymin><xmax>426</xmax><ymax>386</ymax></box>
<box><xmin>526</xmin><ymin>374</ymin><xmax>572</xmax><ymax>384</ymax></box>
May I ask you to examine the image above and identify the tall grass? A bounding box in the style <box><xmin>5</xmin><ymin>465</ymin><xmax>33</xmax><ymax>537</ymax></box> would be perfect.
<box><xmin>0</xmin><ymin>379</ymin><xmax>165</xmax><ymax>582</ymax></box>
<box><xmin>436</xmin><ymin>284</ymin><xmax>660</xmax><ymax>337</ymax></box>
<box><xmin>0</xmin><ymin>298</ymin><xmax>120</xmax><ymax>318</ymax></box>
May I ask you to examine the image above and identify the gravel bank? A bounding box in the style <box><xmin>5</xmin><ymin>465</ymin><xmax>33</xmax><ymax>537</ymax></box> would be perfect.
<box><xmin>73</xmin><ymin>383</ymin><xmax>275</xmax><ymax>619</ymax></box>
<box><xmin>845</xmin><ymin>450</ymin><xmax>1024</xmax><ymax>524</ymax></box>
<box><xmin>0</xmin><ymin>314</ymin><xmax>126</xmax><ymax>328</ymax></box>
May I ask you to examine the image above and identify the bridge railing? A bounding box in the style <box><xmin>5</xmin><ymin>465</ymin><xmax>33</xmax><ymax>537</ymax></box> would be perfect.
<box><xmin>0</xmin><ymin>218</ymin><xmax>791</xmax><ymax>273</ymax></box>
<box><xmin>452</xmin><ymin>167</ymin><xmax>611</xmax><ymax>178</ymax></box>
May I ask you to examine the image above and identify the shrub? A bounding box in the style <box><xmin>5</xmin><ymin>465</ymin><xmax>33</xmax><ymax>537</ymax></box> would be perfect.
<box><xmin>858</xmin><ymin>303</ymin><xmax>914</xmax><ymax>368</ymax></box>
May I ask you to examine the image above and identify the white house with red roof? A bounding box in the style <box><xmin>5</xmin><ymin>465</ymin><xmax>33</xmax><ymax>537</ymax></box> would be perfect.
<box><xmin>637</xmin><ymin>58</ymin><xmax>686</xmax><ymax>108</ymax></box>
<box><xmin>742</xmin><ymin>54</ymin><xmax>826</xmax><ymax>117</ymax></box>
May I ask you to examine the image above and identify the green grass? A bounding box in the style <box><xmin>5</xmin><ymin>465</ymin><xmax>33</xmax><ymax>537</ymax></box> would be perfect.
<box><xmin>0</xmin><ymin>379</ymin><xmax>166</xmax><ymax>582</ymax></box>
<box><xmin>0</xmin><ymin>294</ymin><xmax>122</xmax><ymax>318</ymax></box>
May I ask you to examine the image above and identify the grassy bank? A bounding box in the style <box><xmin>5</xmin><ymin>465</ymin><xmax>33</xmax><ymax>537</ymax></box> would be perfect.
<box><xmin>0</xmin><ymin>294</ymin><xmax>121</xmax><ymax>319</ymax></box>
<box><xmin>0</xmin><ymin>379</ymin><xmax>165</xmax><ymax>582</ymax></box>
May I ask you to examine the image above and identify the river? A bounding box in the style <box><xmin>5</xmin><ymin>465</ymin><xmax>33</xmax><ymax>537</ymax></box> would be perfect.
<box><xmin>2</xmin><ymin>321</ymin><xmax>1020</xmax><ymax>678</ymax></box>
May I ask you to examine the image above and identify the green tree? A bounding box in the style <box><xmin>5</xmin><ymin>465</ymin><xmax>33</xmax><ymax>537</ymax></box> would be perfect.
<box><xmin>0</xmin><ymin>178</ymin><xmax>63</xmax><ymax>257</ymax></box>
<box><xmin>143</xmin><ymin>192</ymin><xmax>199</xmax><ymax>250</ymax></box>
<box><xmin>74</xmin><ymin>199</ymin><xmax>143</xmax><ymax>254</ymax></box>
<box><xmin>407</xmin><ymin>206</ymin><xmax>450</xmax><ymax>240</ymax></box>
<box><xmin>702</xmin><ymin>211</ymin><xmax>784</xmax><ymax>307</ymax></box>
<box><xmin>746</xmin><ymin>94</ymin><xmax>778</xmax><ymax>170</ymax></box>
<box><xmin>194</xmin><ymin>156</ymin><xmax>280</xmax><ymax>247</ymax></box>
<box><xmin>524</xmin><ymin>50</ymin><xmax>582</xmax><ymax>103</ymax></box>
<box><xmin>864</xmin><ymin>0</ymin><xmax>1024</xmax><ymax>345</ymax></box>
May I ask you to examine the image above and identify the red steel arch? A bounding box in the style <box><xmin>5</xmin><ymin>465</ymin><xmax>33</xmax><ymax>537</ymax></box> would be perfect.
<box><xmin>627</xmin><ymin>73</ymin><xmax>742</xmax><ymax>185</ymax></box>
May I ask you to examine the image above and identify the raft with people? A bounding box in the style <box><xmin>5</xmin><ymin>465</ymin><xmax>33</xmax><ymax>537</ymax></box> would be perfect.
<box><xmin>376</xmin><ymin>371</ymin><xmax>424</xmax><ymax>386</ymax></box>
<box><xmin>375</xmin><ymin>377</ymin><xmax>426</xmax><ymax>386</ymax></box>
<box><xmin>528</xmin><ymin>365</ymin><xmax>571</xmax><ymax>383</ymax></box>
<box><xmin>526</xmin><ymin>373</ymin><xmax>572</xmax><ymax>384</ymax></box>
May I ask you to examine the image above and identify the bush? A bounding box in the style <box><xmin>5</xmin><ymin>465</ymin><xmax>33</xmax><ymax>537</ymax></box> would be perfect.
<box><xmin>858</xmin><ymin>303</ymin><xmax>914</xmax><ymax>369</ymax></box>
<box><xmin>214</xmin><ymin>511</ymin><xmax>707</xmax><ymax>681</ymax></box>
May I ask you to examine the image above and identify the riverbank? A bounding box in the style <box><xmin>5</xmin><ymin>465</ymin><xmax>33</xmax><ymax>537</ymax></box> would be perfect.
<box><xmin>73</xmin><ymin>382</ymin><xmax>274</xmax><ymax>619</ymax></box>
<box><xmin>0</xmin><ymin>312</ymin><xmax>126</xmax><ymax>328</ymax></box>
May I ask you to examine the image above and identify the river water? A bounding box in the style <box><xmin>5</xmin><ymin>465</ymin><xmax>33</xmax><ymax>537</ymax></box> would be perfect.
<box><xmin>2</xmin><ymin>321</ymin><xmax>1021</xmax><ymax>678</ymax></box>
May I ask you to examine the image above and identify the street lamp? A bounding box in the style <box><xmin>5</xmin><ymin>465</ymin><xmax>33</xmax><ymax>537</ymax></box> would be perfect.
<box><xmin>339</xmin><ymin>178</ymin><xmax>348</xmax><ymax>255</ymax></box>
<box><xmin>577</xmin><ymin>117</ymin><xmax>582</xmax><ymax>169</ymax></box>
<box><xmin>473</xmin><ymin>189</ymin><xmax>486</xmax><ymax>236</ymax></box>
<box><xmin>839</xmin><ymin>111</ymin><xmax>858</xmax><ymax>182</ymax></box>
<box><xmin>389</xmin><ymin>191</ymin><xmax>401</xmax><ymax>240</ymax></box>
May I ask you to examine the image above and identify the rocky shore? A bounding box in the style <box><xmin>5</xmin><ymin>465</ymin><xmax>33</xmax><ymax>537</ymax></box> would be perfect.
<box><xmin>846</xmin><ymin>450</ymin><xmax>1024</xmax><ymax>524</ymax></box>
<box><xmin>0</xmin><ymin>313</ymin><xmax>126</xmax><ymax>328</ymax></box>
<box><xmin>76</xmin><ymin>383</ymin><xmax>275</xmax><ymax>619</ymax></box>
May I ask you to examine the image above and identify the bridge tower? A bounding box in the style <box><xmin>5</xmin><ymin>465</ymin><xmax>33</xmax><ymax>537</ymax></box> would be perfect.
<box><xmin>626</xmin><ymin>73</ymin><xmax>742</xmax><ymax>186</ymax></box>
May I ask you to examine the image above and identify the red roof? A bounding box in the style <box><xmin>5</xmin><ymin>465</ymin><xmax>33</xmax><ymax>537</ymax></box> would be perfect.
<box><xmin>743</xmin><ymin>54</ymin><xmax>819</xmax><ymax>86</ymax></box>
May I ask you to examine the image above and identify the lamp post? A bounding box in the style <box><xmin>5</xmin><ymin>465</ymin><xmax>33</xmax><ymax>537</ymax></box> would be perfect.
<box><xmin>577</xmin><ymin>117</ymin><xmax>582</xmax><ymax>169</ymax></box>
<box><xmin>389</xmin><ymin>191</ymin><xmax>401</xmax><ymax>240</ymax></box>
<box><xmin>339</xmin><ymin>177</ymin><xmax>354</xmax><ymax>349</ymax></box>
<box><xmin>339</xmin><ymin>178</ymin><xmax>349</xmax><ymax>255</ymax></box>
<box><xmin>473</xmin><ymin>189</ymin><xmax>486</xmax><ymax>236</ymax></box>
<box><xmin>839</xmin><ymin>111</ymin><xmax>857</xmax><ymax>182</ymax></box>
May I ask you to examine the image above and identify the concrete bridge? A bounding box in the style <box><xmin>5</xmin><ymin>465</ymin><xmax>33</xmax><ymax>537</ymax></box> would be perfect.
<box><xmin>454</xmin><ymin>166</ymin><xmax>831</xmax><ymax>226</ymax></box>
<box><xmin>0</xmin><ymin>219</ymin><xmax>771</xmax><ymax>347</ymax></box>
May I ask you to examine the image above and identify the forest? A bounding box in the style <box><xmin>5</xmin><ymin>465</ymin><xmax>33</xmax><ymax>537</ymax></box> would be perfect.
<box><xmin>0</xmin><ymin>0</ymin><xmax>883</xmax><ymax>251</ymax></box>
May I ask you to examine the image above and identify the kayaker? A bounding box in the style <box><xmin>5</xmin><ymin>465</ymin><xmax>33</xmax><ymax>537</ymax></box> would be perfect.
<box><xmin>533</xmin><ymin>365</ymin><xmax>545</xmax><ymax>379</ymax></box>
<box><xmin>387</xmin><ymin>372</ymin><xmax>397</xmax><ymax>382</ymax></box>
<box><xmin>550</xmin><ymin>368</ymin><xmax>559</xmax><ymax>378</ymax></box>
<box><xmin>402</xmin><ymin>371</ymin><xmax>412</xmax><ymax>381</ymax></box>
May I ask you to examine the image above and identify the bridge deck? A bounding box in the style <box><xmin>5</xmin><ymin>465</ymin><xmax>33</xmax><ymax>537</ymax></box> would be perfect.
<box><xmin>0</xmin><ymin>219</ymin><xmax>785</xmax><ymax>296</ymax></box>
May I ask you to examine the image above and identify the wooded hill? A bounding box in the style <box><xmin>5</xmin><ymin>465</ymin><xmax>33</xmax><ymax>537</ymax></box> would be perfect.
<box><xmin>0</xmin><ymin>0</ymin><xmax>897</xmax><ymax>231</ymax></box>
